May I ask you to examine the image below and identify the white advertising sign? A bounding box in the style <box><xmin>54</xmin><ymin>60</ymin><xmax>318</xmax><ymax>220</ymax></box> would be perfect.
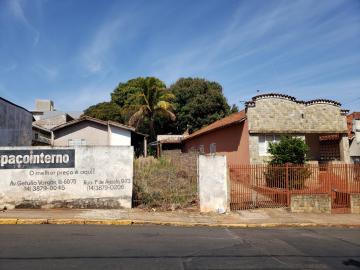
<box><xmin>0</xmin><ymin>146</ymin><xmax>133</xmax><ymax>209</ymax></box>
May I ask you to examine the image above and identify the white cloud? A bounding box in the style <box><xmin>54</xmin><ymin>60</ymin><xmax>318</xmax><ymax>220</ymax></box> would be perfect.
<box><xmin>149</xmin><ymin>0</ymin><xmax>357</xmax><ymax>86</ymax></box>
<box><xmin>7</xmin><ymin>0</ymin><xmax>40</xmax><ymax>46</ymax></box>
<box><xmin>33</xmin><ymin>64</ymin><xmax>59</xmax><ymax>80</ymax></box>
<box><xmin>81</xmin><ymin>17</ymin><xmax>129</xmax><ymax>74</ymax></box>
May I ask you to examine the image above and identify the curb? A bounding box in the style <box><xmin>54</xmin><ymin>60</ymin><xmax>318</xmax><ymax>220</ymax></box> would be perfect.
<box><xmin>0</xmin><ymin>218</ymin><xmax>359</xmax><ymax>228</ymax></box>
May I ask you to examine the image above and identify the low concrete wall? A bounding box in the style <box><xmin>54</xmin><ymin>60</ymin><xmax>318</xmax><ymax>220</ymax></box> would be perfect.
<box><xmin>198</xmin><ymin>155</ymin><xmax>229</xmax><ymax>213</ymax></box>
<box><xmin>350</xmin><ymin>194</ymin><xmax>360</xmax><ymax>214</ymax></box>
<box><xmin>290</xmin><ymin>194</ymin><xmax>331</xmax><ymax>213</ymax></box>
<box><xmin>0</xmin><ymin>146</ymin><xmax>133</xmax><ymax>209</ymax></box>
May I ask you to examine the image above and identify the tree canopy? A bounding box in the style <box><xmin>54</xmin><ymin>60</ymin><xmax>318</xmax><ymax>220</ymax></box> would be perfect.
<box><xmin>83</xmin><ymin>102</ymin><xmax>123</xmax><ymax>122</ymax></box>
<box><xmin>126</xmin><ymin>77</ymin><xmax>176</xmax><ymax>140</ymax></box>
<box><xmin>169</xmin><ymin>78</ymin><xmax>237</xmax><ymax>133</ymax></box>
<box><xmin>83</xmin><ymin>76</ymin><xmax>237</xmax><ymax>140</ymax></box>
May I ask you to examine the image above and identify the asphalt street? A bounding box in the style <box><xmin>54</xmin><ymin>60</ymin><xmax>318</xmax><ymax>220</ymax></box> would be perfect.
<box><xmin>0</xmin><ymin>225</ymin><xmax>359</xmax><ymax>269</ymax></box>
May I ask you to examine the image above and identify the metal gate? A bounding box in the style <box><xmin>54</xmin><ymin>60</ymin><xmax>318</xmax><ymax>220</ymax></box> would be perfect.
<box><xmin>229</xmin><ymin>164</ymin><xmax>360</xmax><ymax>212</ymax></box>
<box><xmin>229</xmin><ymin>164</ymin><xmax>289</xmax><ymax>210</ymax></box>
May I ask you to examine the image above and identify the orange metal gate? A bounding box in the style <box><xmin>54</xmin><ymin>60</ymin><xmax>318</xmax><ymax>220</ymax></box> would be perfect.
<box><xmin>229</xmin><ymin>164</ymin><xmax>360</xmax><ymax>212</ymax></box>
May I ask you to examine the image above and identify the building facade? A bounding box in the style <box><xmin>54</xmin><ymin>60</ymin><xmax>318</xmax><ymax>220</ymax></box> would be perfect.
<box><xmin>181</xmin><ymin>93</ymin><xmax>350</xmax><ymax>165</ymax></box>
<box><xmin>182</xmin><ymin>111</ymin><xmax>249</xmax><ymax>164</ymax></box>
<box><xmin>32</xmin><ymin>99</ymin><xmax>82</xmax><ymax>129</ymax></box>
<box><xmin>32</xmin><ymin>124</ymin><xmax>51</xmax><ymax>146</ymax></box>
<box><xmin>0</xmin><ymin>97</ymin><xmax>33</xmax><ymax>146</ymax></box>
<box><xmin>52</xmin><ymin>116</ymin><xmax>147</xmax><ymax>156</ymax></box>
<box><xmin>347</xmin><ymin>112</ymin><xmax>360</xmax><ymax>163</ymax></box>
<box><xmin>246</xmin><ymin>94</ymin><xmax>349</xmax><ymax>164</ymax></box>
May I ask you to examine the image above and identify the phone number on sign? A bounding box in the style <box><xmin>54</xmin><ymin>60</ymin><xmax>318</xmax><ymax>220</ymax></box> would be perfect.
<box><xmin>32</xmin><ymin>185</ymin><xmax>66</xmax><ymax>191</ymax></box>
<box><xmin>87</xmin><ymin>185</ymin><xmax>125</xmax><ymax>191</ymax></box>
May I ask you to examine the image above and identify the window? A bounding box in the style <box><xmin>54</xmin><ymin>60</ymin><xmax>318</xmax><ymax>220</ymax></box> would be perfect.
<box><xmin>199</xmin><ymin>145</ymin><xmax>205</xmax><ymax>154</ymax></box>
<box><xmin>258</xmin><ymin>135</ymin><xmax>280</xmax><ymax>156</ymax></box>
<box><xmin>68</xmin><ymin>139</ymin><xmax>86</xmax><ymax>146</ymax></box>
<box><xmin>210</xmin><ymin>143</ymin><xmax>216</xmax><ymax>154</ymax></box>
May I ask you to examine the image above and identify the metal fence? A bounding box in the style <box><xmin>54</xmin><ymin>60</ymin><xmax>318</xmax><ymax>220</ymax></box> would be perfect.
<box><xmin>229</xmin><ymin>163</ymin><xmax>360</xmax><ymax>211</ymax></box>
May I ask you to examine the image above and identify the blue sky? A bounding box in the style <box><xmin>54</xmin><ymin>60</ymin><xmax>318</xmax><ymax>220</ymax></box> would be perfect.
<box><xmin>0</xmin><ymin>0</ymin><xmax>359</xmax><ymax>112</ymax></box>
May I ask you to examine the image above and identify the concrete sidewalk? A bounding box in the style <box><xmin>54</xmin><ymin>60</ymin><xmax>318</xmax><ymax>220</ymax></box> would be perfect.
<box><xmin>0</xmin><ymin>208</ymin><xmax>359</xmax><ymax>227</ymax></box>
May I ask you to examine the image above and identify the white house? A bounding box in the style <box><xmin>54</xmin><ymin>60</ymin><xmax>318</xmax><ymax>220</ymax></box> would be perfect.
<box><xmin>52</xmin><ymin>116</ymin><xmax>147</xmax><ymax>156</ymax></box>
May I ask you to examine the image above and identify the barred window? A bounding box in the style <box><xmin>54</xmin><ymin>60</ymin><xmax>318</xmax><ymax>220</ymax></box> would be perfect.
<box><xmin>199</xmin><ymin>145</ymin><xmax>205</xmax><ymax>154</ymax></box>
<box><xmin>68</xmin><ymin>139</ymin><xmax>86</xmax><ymax>146</ymax></box>
<box><xmin>258</xmin><ymin>135</ymin><xmax>280</xmax><ymax>156</ymax></box>
<box><xmin>210</xmin><ymin>143</ymin><xmax>216</xmax><ymax>154</ymax></box>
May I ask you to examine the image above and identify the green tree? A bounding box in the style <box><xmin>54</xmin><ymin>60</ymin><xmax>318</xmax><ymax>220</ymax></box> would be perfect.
<box><xmin>268</xmin><ymin>135</ymin><xmax>309</xmax><ymax>165</ymax></box>
<box><xmin>83</xmin><ymin>102</ymin><xmax>123</xmax><ymax>122</ymax></box>
<box><xmin>127</xmin><ymin>77</ymin><xmax>176</xmax><ymax>140</ymax></box>
<box><xmin>169</xmin><ymin>78</ymin><xmax>236</xmax><ymax>134</ymax></box>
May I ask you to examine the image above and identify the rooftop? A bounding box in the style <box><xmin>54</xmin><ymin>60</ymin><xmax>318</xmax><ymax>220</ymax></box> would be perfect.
<box><xmin>51</xmin><ymin>116</ymin><xmax>148</xmax><ymax>137</ymax></box>
<box><xmin>245</xmin><ymin>93</ymin><xmax>342</xmax><ymax>107</ymax></box>
<box><xmin>183</xmin><ymin>110</ymin><xmax>246</xmax><ymax>141</ymax></box>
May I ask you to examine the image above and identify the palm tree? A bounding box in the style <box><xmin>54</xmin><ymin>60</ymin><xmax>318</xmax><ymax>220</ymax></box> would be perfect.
<box><xmin>128</xmin><ymin>77</ymin><xmax>176</xmax><ymax>140</ymax></box>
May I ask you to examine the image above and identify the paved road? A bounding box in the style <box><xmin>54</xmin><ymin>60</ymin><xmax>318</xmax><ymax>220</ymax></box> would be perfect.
<box><xmin>0</xmin><ymin>225</ymin><xmax>359</xmax><ymax>269</ymax></box>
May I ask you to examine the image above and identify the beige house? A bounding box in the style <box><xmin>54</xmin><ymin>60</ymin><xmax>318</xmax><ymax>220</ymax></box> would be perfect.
<box><xmin>348</xmin><ymin>112</ymin><xmax>360</xmax><ymax>163</ymax></box>
<box><xmin>52</xmin><ymin>116</ymin><xmax>147</xmax><ymax>156</ymax></box>
<box><xmin>246</xmin><ymin>93</ymin><xmax>349</xmax><ymax>164</ymax></box>
<box><xmin>180</xmin><ymin>93</ymin><xmax>350</xmax><ymax>165</ymax></box>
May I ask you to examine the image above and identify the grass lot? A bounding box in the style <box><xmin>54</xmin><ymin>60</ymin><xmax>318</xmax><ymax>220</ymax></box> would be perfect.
<box><xmin>133</xmin><ymin>156</ymin><xmax>198</xmax><ymax>210</ymax></box>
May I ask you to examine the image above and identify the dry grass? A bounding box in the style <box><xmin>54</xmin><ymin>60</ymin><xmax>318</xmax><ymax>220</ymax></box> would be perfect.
<box><xmin>133</xmin><ymin>156</ymin><xmax>198</xmax><ymax>210</ymax></box>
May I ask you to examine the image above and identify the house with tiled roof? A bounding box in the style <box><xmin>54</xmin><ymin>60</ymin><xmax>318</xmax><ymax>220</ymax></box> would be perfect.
<box><xmin>182</xmin><ymin>110</ymin><xmax>248</xmax><ymax>164</ymax></box>
<box><xmin>51</xmin><ymin>116</ymin><xmax>148</xmax><ymax>156</ymax></box>
<box><xmin>181</xmin><ymin>93</ymin><xmax>350</xmax><ymax>164</ymax></box>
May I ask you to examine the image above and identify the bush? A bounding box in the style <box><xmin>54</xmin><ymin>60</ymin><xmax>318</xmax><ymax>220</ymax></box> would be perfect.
<box><xmin>268</xmin><ymin>135</ymin><xmax>309</xmax><ymax>165</ymax></box>
<box><xmin>265</xmin><ymin>136</ymin><xmax>311</xmax><ymax>189</ymax></box>
<box><xmin>265</xmin><ymin>166</ymin><xmax>312</xmax><ymax>190</ymax></box>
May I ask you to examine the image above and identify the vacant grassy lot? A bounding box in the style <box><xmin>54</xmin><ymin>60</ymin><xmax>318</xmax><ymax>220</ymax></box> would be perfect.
<box><xmin>133</xmin><ymin>156</ymin><xmax>198</xmax><ymax>210</ymax></box>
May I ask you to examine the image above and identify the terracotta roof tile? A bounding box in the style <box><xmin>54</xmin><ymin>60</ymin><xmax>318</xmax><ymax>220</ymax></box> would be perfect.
<box><xmin>184</xmin><ymin>110</ymin><xmax>246</xmax><ymax>141</ymax></box>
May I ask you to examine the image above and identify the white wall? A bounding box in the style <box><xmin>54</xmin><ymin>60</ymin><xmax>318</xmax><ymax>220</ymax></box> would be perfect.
<box><xmin>109</xmin><ymin>126</ymin><xmax>131</xmax><ymax>146</ymax></box>
<box><xmin>198</xmin><ymin>155</ymin><xmax>229</xmax><ymax>213</ymax></box>
<box><xmin>0</xmin><ymin>146</ymin><xmax>133</xmax><ymax>209</ymax></box>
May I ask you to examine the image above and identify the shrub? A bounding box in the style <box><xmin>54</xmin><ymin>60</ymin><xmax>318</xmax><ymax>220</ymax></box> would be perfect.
<box><xmin>265</xmin><ymin>135</ymin><xmax>311</xmax><ymax>189</ymax></box>
<box><xmin>265</xmin><ymin>166</ymin><xmax>312</xmax><ymax>190</ymax></box>
<box><xmin>268</xmin><ymin>135</ymin><xmax>308</xmax><ymax>165</ymax></box>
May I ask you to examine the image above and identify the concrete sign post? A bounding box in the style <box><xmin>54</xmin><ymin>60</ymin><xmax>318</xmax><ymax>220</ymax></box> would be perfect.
<box><xmin>0</xmin><ymin>146</ymin><xmax>133</xmax><ymax>209</ymax></box>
